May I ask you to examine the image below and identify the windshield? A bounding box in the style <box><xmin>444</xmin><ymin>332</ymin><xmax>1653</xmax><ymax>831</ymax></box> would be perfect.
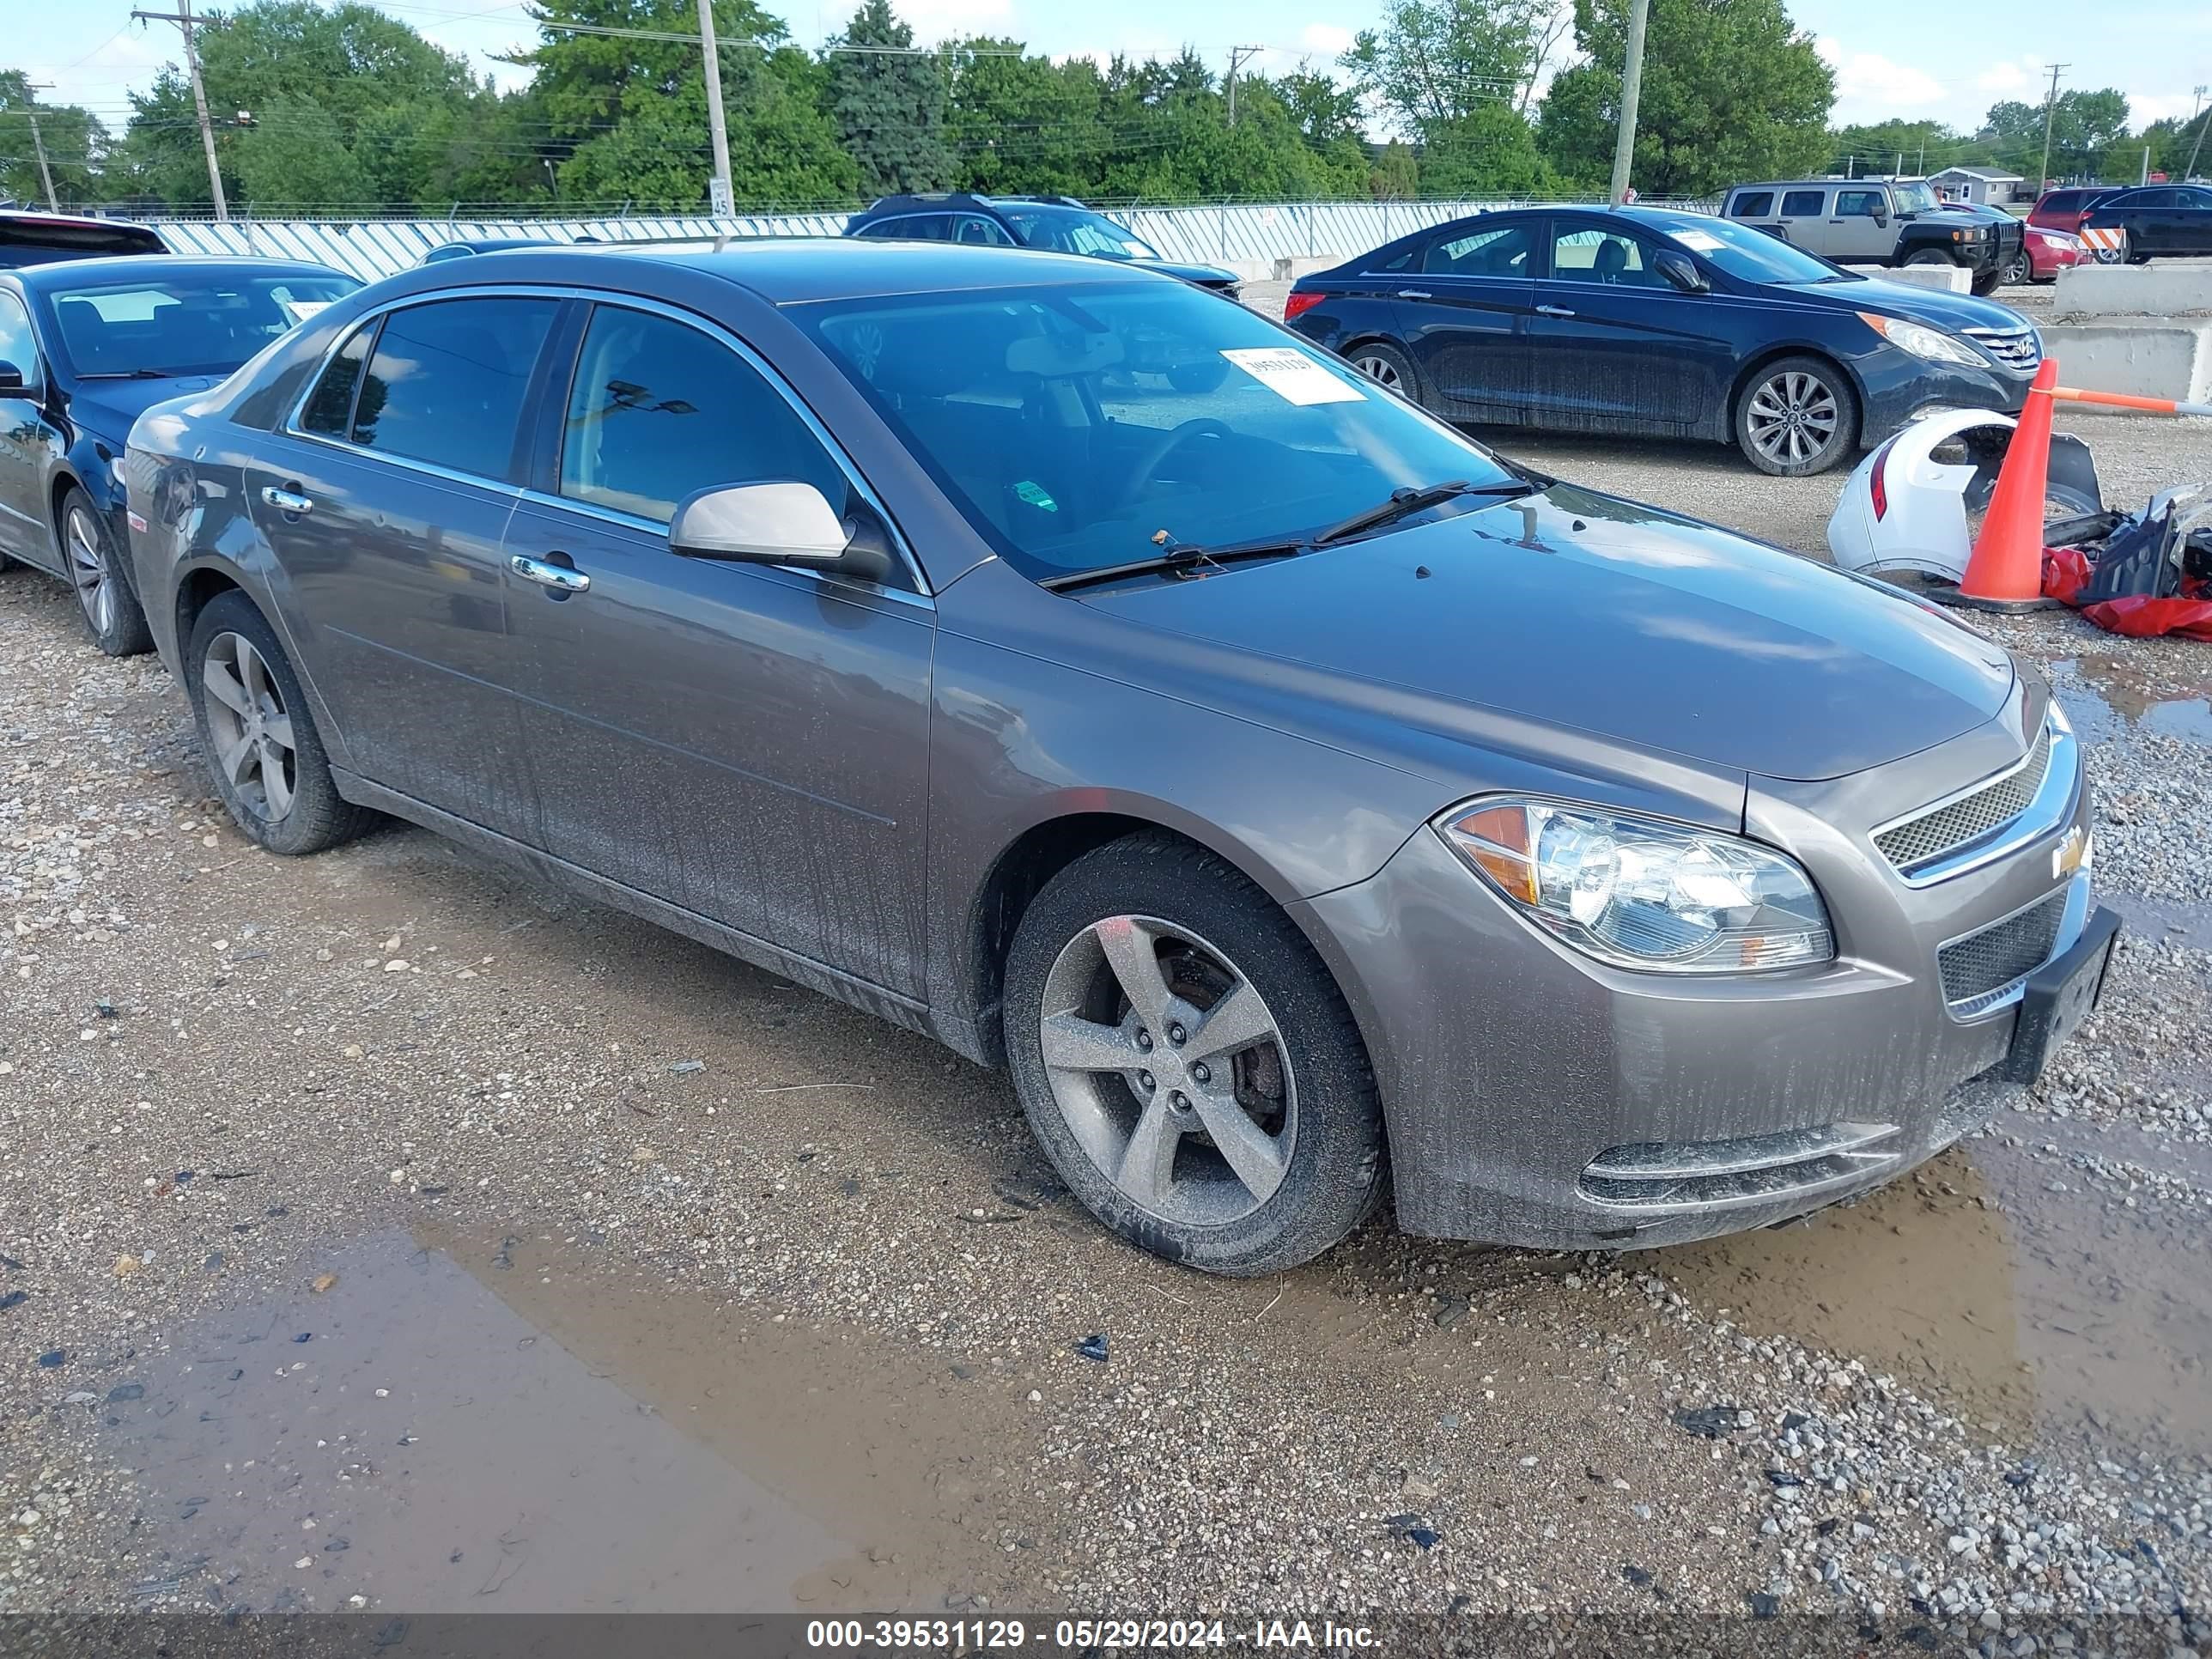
<box><xmin>1891</xmin><ymin>183</ymin><xmax>1938</xmax><ymax>215</ymax></box>
<box><xmin>797</xmin><ymin>279</ymin><xmax>1518</xmax><ymax>583</ymax></box>
<box><xmin>1002</xmin><ymin>207</ymin><xmax>1161</xmax><ymax>261</ymax></box>
<box><xmin>46</xmin><ymin>272</ymin><xmax>360</xmax><ymax>378</ymax></box>
<box><xmin>1659</xmin><ymin>216</ymin><xmax>1854</xmax><ymax>287</ymax></box>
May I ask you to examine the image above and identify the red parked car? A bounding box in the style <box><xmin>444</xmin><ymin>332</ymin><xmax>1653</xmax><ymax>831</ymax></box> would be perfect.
<box><xmin>2022</xmin><ymin>222</ymin><xmax>2090</xmax><ymax>281</ymax></box>
<box><xmin>2027</xmin><ymin>187</ymin><xmax>2117</xmax><ymax>236</ymax></box>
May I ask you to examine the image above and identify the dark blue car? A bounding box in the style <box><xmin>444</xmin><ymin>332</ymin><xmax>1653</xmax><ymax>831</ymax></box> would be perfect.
<box><xmin>1283</xmin><ymin>205</ymin><xmax>2042</xmax><ymax>476</ymax></box>
<box><xmin>0</xmin><ymin>256</ymin><xmax>359</xmax><ymax>653</ymax></box>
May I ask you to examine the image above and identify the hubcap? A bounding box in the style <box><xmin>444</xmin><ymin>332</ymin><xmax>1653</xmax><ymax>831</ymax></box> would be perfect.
<box><xmin>201</xmin><ymin>632</ymin><xmax>297</xmax><ymax>823</ymax></box>
<box><xmin>67</xmin><ymin>508</ymin><xmax>114</xmax><ymax>637</ymax></box>
<box><xmin>1352</xmin><ymin>354</ymin><xmax>1401</xmax><ymax>390</ymax></box>
<box><xmin>1746</xmin><ymin>370</ymin><xmax>1840</xmax><ymax>466</ymax></box>
<box><xmin>1038</xmin><ymin>915</ymin><xmax>1296</xmax><ymax>1226</ymax></box>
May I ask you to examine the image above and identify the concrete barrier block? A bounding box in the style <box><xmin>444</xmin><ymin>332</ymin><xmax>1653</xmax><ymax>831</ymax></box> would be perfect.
<box><xmin>1869</xmin><ymin>264</ymin><xmax>1972</xmax><ymax>295</ymax></box>
<box><xmin>2052</xmin><ymin>260</ymin><xmax>2212</xmax><ymax>318</ymax></box>
<box><xmin>2039</xmin><ymin>321</ymin><xmax>2212</xmax><ymax>403</ymax></box>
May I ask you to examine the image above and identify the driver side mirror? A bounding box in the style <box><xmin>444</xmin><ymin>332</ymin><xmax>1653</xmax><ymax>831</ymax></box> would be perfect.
<box><xmin>668</xmin><ymin>481</ymin><xmax>892</xmax><ymax>585</ymax></box>
<box><xmin>0</xmin><ymin>361</ymin><xmax>32</xmax><ymax>396</ymax></box>
<box><xmin>1872</xmin><ymin>206</ymin><xmax>1891</xmax><ymax>228</ymax></box>
<box><xmin>1654</xmin><ymin>251</ymin><xmax>1709</xmax><ymax>294</ymax></box>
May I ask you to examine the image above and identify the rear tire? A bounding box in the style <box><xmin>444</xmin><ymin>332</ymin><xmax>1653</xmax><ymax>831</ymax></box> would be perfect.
<box><xmin>60</xmin><ymin>487</ymin><xmax>153</xmax><ymax>658</ymax></box>
<box><xmin>1733</xmin><ymin>355</ymin><xmax>1860</xmax><ymax>477</ymax></box>
<box><xmin>1345</xmin><ymin>340</ymin><xmax>1422</xmax><ymax>405</ymax></box>
<box><xmin>1998</xmin><ymin>248</ymin><xmax>2032</xmax><ymax>287</ymax></box>
<box><xmin>1003</xmin><ymin>833</ymin><xmax>1385</xmax><ymax>1276</ymax></box>
<box><xmin>185</xmin><ymin>590</ymin><xmax>376</xmax><ymax>856</ymax></box>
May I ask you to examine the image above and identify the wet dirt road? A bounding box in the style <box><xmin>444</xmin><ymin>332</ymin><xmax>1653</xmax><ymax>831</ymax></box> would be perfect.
<box><xmin>3</xmin><ymin>433</ymin><xmax>2211</xmax><ymax>1639</ymax></box>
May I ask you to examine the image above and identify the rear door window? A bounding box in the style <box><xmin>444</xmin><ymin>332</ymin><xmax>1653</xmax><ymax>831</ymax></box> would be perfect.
<box><xmin>349</xmin><ymin>296</ymin><xmax>557</xmax><ymax>483</ymax></box>
<box><xmin>952</xmin><ymin>215</ymin><xmax>1013</xmax><ymax>246</ymax></box>
<box><xmin>1728</xmin><ymin>191</ymin><xmax>1775</xmax><ymax>218</ymax></box>
<box><xmin>1422</xmin><ymin>225</ymin><xmax>1532</xmax><ymax>276</ymax></box>
<box><xmin>1780</xmin><ymin>190</ymin><xmax>1827</xmax><ymax>216</ymax></box>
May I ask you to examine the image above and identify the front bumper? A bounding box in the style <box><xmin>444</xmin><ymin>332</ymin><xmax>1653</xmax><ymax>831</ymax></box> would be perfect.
<box><xmin>1860</xmin><ymin>350</ymin><xmax>2036</xmax><ymax>446</ymax></box>
<box><xmin>1294</xmin><ymin>687</ymin><xmax>2099</xmax><ymax>1250</ymax></box>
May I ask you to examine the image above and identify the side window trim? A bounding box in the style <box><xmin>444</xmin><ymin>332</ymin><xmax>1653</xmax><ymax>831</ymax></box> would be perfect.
<box><xmin>533</xmin><ymin>295</ymin><xmax>933</xmax><ymax>600</ymax></box>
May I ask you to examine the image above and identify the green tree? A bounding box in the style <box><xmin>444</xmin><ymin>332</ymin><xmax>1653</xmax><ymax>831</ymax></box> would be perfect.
<box><xmin>1979</xmin><ymin>88</ymin><xmax>2130</xmax><ymax>182</ymax></box>
<box><xmin>944</xmin><ymin>40</ymin><xmax>1106</xmax><ymax>195</ymax></box>
<box><xmin>515</xmin><ymin>0</ymin><xmax>855</xmax><ymax>208</ymax></box>
<box><xmin>823</xmin><ymin>0</ymin><xmax>952</xmax><ymax>196</ymax></box>
<box><xmin>1371</xmin><ymin>137</ymin><xmax>1419</xmax><ymax>198</ymax></box>
<box><xmin>1538</xmin><ymin>0</ymin><xmax>1834</xmax><ymax>196</ymax></box>
<box><xmin>114</xmin><ymin>0</ymin><xmax>522</xmax><ymax>211</ymax></box>
<box><xmin>1419</xmin><ymin>103</ymin><xmax>1553</xmax><ymax>195</ymax></box>
<box><xmin>1</xmin><ymin>73</ymin><xmax>111</xmax><ymax>209</ymax></box>
<box><xmin>1827</xmin><ymin>118</ymin><xmax>1965</xmax><ymax>179</ymax></box>
<box><xmin>1340</xmin><ymin>0</ymin><xmax>1563</xmax><ymax>131</ymax></box>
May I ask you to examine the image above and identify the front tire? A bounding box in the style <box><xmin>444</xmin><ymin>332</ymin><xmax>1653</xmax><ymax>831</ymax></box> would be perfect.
<box><xmin>185</xmin><ymin>591</ymin><xmax>375</xmax><ymax>856</ymax></box>
<box><xmin>1734</xmin><ymin>355</ymin><xmax>1860</xmax><ymax>477</ymax></box>
<box><xmin>60</xmin><ymin>488</ymin><xmax>153</xmax><ymax>657</ymax></box>
<box><xmin>1903</xmin><ymin>248</ymin><xmax>1960</xmax><ymax>270</ymax></box>
<box><xmin>1003</xmin><ymin>834</ymin><xmax>1385</xmax><ymax>1276</ymax></box>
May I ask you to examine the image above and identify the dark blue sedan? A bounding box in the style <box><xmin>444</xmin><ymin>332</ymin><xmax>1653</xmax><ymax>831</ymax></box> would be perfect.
<box><xmin>0</xmin><ymin>256</ymin><xmax>359</xmax><ymax>653</ymax></box>
<box><xmin>1283</xmin><ymin>205</ymin><xmax>2043</xmax><ymax>476</ymax></box>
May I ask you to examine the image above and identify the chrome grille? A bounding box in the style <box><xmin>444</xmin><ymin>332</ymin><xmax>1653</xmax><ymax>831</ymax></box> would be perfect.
<box><xmin>1965</xmin><ymin>325</ymin><xmax>2041</xmax><ymax>371</ymax></box>
<box><xmin>1940</xmin><ymin>890</ymin><xmax>2066</xmax><ymax>1007</ymax></box>
<box><xmin>1875</xmin><ymin>726</ymin><xmax>2053</xmax><ymax>874</ymax></box>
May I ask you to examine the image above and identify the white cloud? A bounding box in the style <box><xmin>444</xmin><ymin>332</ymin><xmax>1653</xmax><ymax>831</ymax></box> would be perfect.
<box><xmin>1815</xmin><ymin>35</ymin><xmax>1947</xmax><ymax>114</ymax></box>
<box><xmin>2129</xmin><ymin>88</ymin><xmax>2207</xmax><ymax>124</ymax></box>
<box><xmin>1300</xmin><ymin>22</ymin><xmax>1355</xmax><ymax>58</ymax></box>
<box><xmin>1973</xmin><ymin>58</ymin><xmax>2041</xmax><ymax>97</ymax></box>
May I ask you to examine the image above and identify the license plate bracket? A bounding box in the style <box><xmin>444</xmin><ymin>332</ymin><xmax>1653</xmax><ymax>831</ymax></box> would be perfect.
<box><xmin>2002</xmin><ymin>905</ymin><xmax>2121</xmax><ymax>1085</ymax></box>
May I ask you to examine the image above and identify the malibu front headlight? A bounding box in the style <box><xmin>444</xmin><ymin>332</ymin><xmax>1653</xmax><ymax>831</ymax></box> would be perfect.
<box><xmin>1858</xmin><ymin>312</ymin><xmax>1987</xmax><ymax>368</ymax></box>
<box><xmin>1437</xmin><ymin>798</ymin><xmax>1834</xmax><ymax>974</ymax></box>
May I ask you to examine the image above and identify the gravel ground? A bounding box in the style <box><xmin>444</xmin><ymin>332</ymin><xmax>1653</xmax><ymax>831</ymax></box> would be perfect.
<box><xmin>3</xmin><ymin>345</ymin><xmax>2211</xmax><ymax>1646</ymax></box>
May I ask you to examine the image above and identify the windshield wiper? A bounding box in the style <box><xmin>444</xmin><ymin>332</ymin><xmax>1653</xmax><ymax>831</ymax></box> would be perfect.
<box><xmin>1308</xmin><ymin>477</ymin><xmax>1540</xmax><ymax>548</ymax></box>
<box><xmin>76</xmin><ymin>368</ymin><xmax>173</xmax><ymax>380</ymax></box>
<box><xmin>1038</xmin><ymin>538</ymin><xmax>1303</xmax><ymax>593</ymax></box>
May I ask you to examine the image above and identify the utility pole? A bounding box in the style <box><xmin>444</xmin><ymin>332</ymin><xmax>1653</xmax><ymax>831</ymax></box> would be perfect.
<box><xmin>1607</xmin><ymin>0</ymin><xmax>1650</xmax><ymax>204</ymax></box>
<box><xmin>1895</xmin><ymin>150</ymin><xmax>1904</xmax><ymax>179</ymax></box>
<box><xmin>2186</xmin><ymin>85</ymin><xmax>2209</xmax><ymax>182</ymax></box>
<box><xmin>1226</xmin><ymin>45</ymin><xmax>1262</xmax><ymax>127</ymax></box>
<box><xmin>2037</xmin><ymin>63</ymin><xmax>2068</xmax><ymax>191</ymax></box>
<box><xmin>696</xmin><ymin>0</ymin><xmax>734</xmax><ymax>216</ymax></box>
<box><xmin>23</xmin><ymin>82</ymin><xmax>59</xmax><ymax>211</ymax></box>
<box><xmin>133</xmin><ymin>0</ymin><xmax>228</xmax><ymax>220</ymax></box>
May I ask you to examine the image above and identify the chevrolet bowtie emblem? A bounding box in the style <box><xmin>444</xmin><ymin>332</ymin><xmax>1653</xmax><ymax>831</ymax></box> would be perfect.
<box><xmin>2052</xmin><ymin>825</ymin><xmax>2090</xmax><ymax>880</ymax></box>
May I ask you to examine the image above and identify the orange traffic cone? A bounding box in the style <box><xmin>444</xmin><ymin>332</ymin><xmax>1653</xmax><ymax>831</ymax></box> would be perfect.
<box><xmin>1951</xmin><ymin>357</ymin><xmax>2063</xmax><ymax>611</ymax></box>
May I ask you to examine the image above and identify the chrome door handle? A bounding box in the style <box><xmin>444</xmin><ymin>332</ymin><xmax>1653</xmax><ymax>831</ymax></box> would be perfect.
<box><xmin>1395</xmin><ymin>289</ymin><xmax>1433</xmax><ymax>300</ymax></box>
<box><xmin>260</xmin><ymin>485</ymin><xmax>313</xmax><ymax>514</ymax></box>
<box><xmin>1536</xmin><ymin>304</ymin><xmax>1577</xmax><ymax>318</ymax></box>
<box><xmin>509</xmin><ymin>554</ymin><xmax>590</xmax><ymax>595</ymax></box>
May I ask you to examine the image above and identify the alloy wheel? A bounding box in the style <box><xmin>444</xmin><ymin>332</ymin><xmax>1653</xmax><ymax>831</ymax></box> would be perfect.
<box><xmin>1037</xmin><ymin>914</ymin><xmax>1297</xmax><ymax>1227</ymax></box>
<box><xmin>201</xmin><ymin>631</ymin><xmax>298</xmax><ymax>822</ymax></box>
<box><xmin>2001</xmin><ymin>252</ymin><xmax>2030</xmax><ymax>286</ymax></box>
<box><xmin>67</xmin><ymin>507</ymin><xmax>115</xmax><ymax>639</ymax></box>
<box><xmin>1745</xmin><ymin>370</ymin><xmax>1840</xmax><ymax>469</ymax></box>
<box><xmin>1351</xmin><ymin>352</ymin><xmax>1403</xmax><ymax>390</ymax></box>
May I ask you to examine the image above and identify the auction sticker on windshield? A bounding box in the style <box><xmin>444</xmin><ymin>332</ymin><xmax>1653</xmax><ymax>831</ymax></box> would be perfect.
<box><xmin>1669</xmin><ymin>228</ymin><xmax>1724</xmax><ymax>252</ymax></box>
<box><xmin>1221</xmin><ymin>347</ymin><xmax>1365</xmax><ymax>406</ymax></box>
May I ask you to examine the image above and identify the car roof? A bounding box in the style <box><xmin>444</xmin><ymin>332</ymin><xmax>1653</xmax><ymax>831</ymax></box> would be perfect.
<box><xmin>410</xmin><ymin>236</ymin><xmax>1174</xmax><ymax>306</ymax></box>
<box><xmin>8</xmin><ymin>254</ymin><xmax>355</xmax><ymax>291</ymax></box>
<box><xmin>0</xmin><ymin>208</ymin><xmax>158</xmax><ymax>231</ymax></box>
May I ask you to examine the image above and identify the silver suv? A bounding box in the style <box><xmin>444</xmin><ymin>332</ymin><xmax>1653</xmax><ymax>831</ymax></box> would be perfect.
<box><xmin>1722</xmin><ymin>179</ymin><xmax>2015</xmax><ymax>295</ymax></box>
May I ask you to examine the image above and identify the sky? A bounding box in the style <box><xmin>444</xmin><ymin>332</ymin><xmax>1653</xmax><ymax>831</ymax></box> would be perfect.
<box><xmin>16</xmin><ymin>0</ymin><xmax>2212</xmax><ymax>141</ymax></box>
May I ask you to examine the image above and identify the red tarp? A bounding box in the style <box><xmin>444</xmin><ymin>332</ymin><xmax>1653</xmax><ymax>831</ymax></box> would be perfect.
<box><xmin>2043</xmin><ymin>546</ymin><xmax>2212</xmax><ymax>641</ymax></box>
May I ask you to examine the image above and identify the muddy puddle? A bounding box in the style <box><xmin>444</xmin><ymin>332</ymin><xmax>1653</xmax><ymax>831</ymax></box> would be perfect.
<box><xmin>92</xmin><ymin>1228</ymin><xmax>1045</xmax><ymax>1613</ymax></box>
<box><xmin>2052</xmin><ymin>654</ymin><xmax>2212</xmax><ymax>746</ymax></box>
<box><xmin>1668</xmin><ymin>1133</ymin><xmax>2212</xmax><ymax>1462</ymax></box>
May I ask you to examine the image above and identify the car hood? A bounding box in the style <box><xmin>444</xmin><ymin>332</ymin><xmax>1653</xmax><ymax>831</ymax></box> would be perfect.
<box><xmin>1132</xmin><ymin>258</ymin><xmax>1239</xmax><ymax>287</ymax></box>
<box><xmin>1080</xmin><ymin>483</ymin><xmax>2015</xmax><ymax>782</ymax></box>
<box><xmin>1797</xmin><ymin>276</ymin><xmax>2028</xmax><ymax>334</ymax></box>
<box><xmin>66</xmin><ymin>375</ymin><xmax>224</xmax><ymax>441</ymax></box>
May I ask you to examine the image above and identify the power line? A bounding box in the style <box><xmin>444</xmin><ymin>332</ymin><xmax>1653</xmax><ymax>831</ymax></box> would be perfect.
<box><xmin>131</xmin><ymin>0</ymin><xmax>229</xmax><ymax>220</ymax></box>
